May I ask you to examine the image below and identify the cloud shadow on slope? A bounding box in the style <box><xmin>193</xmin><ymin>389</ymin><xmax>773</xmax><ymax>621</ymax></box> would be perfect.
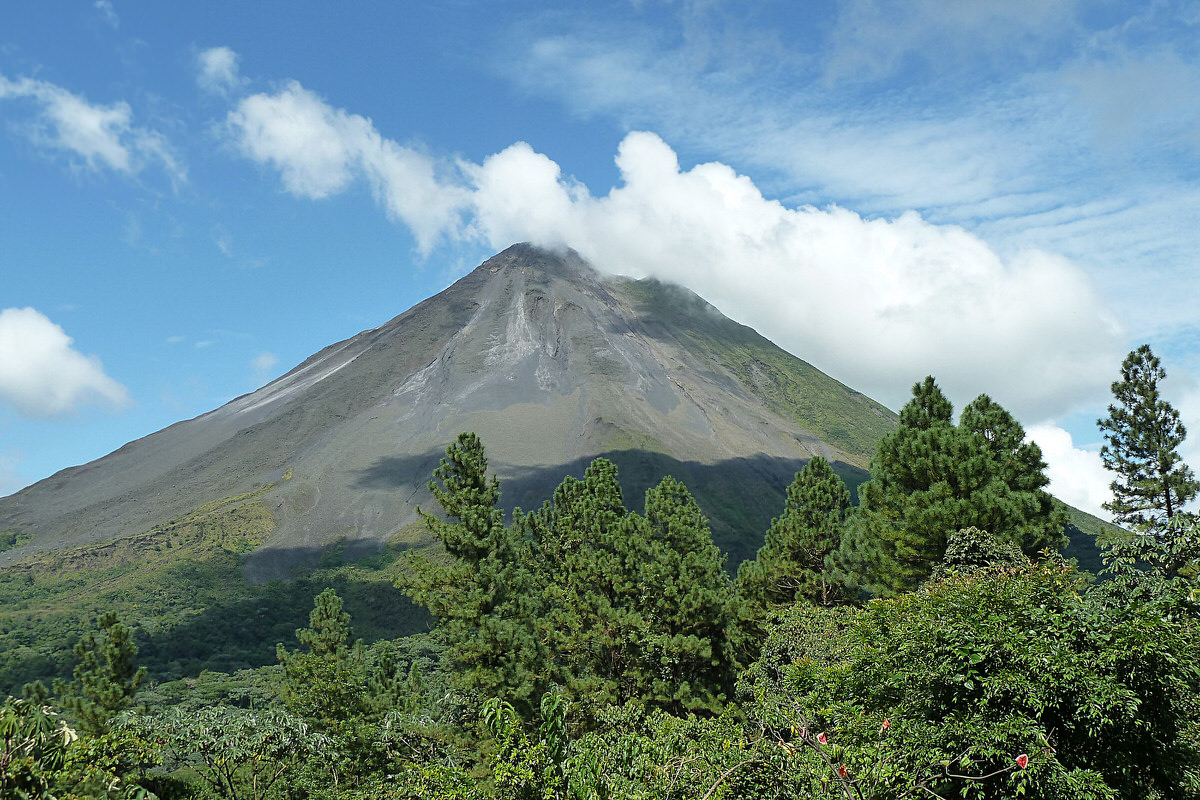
<box><xmin>353</xmin><ymin>447</ymin><xmax>870</xmax><ymax>568</ymax></box>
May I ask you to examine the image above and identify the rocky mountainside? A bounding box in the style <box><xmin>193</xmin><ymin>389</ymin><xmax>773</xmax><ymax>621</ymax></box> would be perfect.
<box><xmin>0</xmin><ymin>244</ymin><xmax>897</xmax><ymax>578</ymax></box>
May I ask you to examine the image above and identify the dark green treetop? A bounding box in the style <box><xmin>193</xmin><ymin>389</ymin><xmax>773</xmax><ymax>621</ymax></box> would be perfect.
<box><xmin>522</xmin><ymin>462</ymin><xmax>741</xmax><ymax>718</ymax></box>
<box><xmin>637</xmin><ymin>476</ymin><xmax>742</xmax><ymax>714</ymax></box>
<box><xmin>423</xmin><ymin>431</ymin><xmax>507</xmax><ymax>563</ymax></box>
<box><xmin>523</xmin><ymin>458</ymin><xmax>644</xmax><ymax>714</ymax></box>
<box><xmin>54</xmin><ymin>612</ymin><xmax>145</xmax><ymax>737</ymax></box>
<box><xmin>1098</xmin><ymin>345</ymin><xmax>1199</xmax><ymax>534</ymax></box>
<box><xmin>737</xmin><ymin>455</ymin><xmax>851</xmax><ymax>613</ymax></box>
<box><xmin>854</xmin><ymin>377</ymin><xmax>1065</xmax><ymax>594</ymax></box>
<box><xmin>295</xmin><ymin>587</ymin><xmax>353</xmax><ymax>659</ymax></box>
<box><xmin>401</xmin><ymin>433</ymin><xmax>547</xmax><ymax>715</ymax></box>
<box><xmin>276</xmin><ymin>588</ymin><xmax>371</xmax><ymax>731</ymax></box>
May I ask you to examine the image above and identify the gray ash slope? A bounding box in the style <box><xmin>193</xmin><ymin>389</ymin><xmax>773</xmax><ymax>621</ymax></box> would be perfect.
<box><xmin>0</xmin><ymin>244</ymin><xmax>897</xmax><ymax>578</ymax></box>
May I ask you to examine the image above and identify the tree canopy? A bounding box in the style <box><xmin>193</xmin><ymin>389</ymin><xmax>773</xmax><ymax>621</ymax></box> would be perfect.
<box><xmin>1099</xmin><ymin>344</ymin><xmax>1199</xmax><ymax>534</ymax></box>
<box><xmin>853</xmin><ymin>377</ymin><xmax>1065</xmax><ymax>593</ymax></box>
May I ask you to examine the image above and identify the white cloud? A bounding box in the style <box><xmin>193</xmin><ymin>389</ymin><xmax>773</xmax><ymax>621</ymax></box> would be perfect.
<box><xmin>95</xmin><ymin>0</ymin><xmax>119</xmax><ymax>28</ymax></box>
<box><xmin>220</xmin><ymin>83</ymin><xmax>1125</xmax><ymax>422</ymax></box>
<box><xmin>466</xmin><ymin>132</ymin><xmax>1124</xmax><ymax>420</ymax></box>
<box><xmin>0</xmin><ymin>74</ymin><xmax>184</xmax><ymax>182</ymax></box>
<box><xmin>251</xmin><ymin>352</ymin><xmax>278</xmax><ymax>372</ymax></box>
<box><xmin>0</xmin><ymin>308</ymin><xmax>130</xmax><ymax>418</ymax></box>
<box><xmin>226</xmin><ymin>81</ymin><xmax>470</xmax><ymax>252</ymax></box>
<box><xmin>196</xmin><ymin>46</ymin><xmax>243</xmax><ymax>95</ymax></box>
<box><xmin>1026</xmin><ymin>424</ymin><xmax>1113</xmax><ymax>519</ymax></box>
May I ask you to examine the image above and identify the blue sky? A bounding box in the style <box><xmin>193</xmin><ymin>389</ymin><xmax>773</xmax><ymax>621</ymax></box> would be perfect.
<box><xmin>2</xmin><ymin>0</ymin><xmax>1198</xmax><ymax>518</ymax></box>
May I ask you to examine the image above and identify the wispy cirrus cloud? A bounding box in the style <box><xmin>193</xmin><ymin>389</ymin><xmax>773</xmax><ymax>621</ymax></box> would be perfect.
<box><xmin>94</xmin><ymin>0</ymin><xmax>119</xmax><ymax>29</ymax></box>
<box><xmin>821</xmin><ymin>0</ymin><xmax>1082</xmax><ymax>83</ymax></box>
<box><xmin>226</xmin><ymin>80</ymin><xmax>470</xmax><ymax>253</ymax></box>
<box><xmin>0</xmin><ymin>74</ymin><xmax>184</xmax><ymax>183</ymax></box>
<box><xmin>497</xmin><ymin>2</ymin><xmax>1200</xmax><ymax>336</ymax></box>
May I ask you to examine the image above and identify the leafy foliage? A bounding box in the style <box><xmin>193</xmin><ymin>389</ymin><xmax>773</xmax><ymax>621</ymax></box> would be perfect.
<box><xmin>1</xmin><ymin>697</ymin><xmax>74</xmax><ymax>799</ymax></box>
<box><xmin>742</xmin><ymin>550</ymin><xmax>1200</xmax><ymax>799</ymax></box>
<box><xmin>130</xmin><ymin>704</ymin><xmax>326</xmax><ymax>800</ymax></box>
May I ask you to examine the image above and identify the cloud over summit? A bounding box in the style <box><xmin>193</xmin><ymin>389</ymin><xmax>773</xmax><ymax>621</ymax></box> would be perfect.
<box><xmin>219</xmin><ymin>73</ymin><xmax>1123</xmax><ymax>424</ymax></box>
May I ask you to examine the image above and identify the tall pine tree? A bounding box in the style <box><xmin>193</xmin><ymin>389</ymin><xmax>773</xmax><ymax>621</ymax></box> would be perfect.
<box><xmin>853</xmin><ymin>377</ymin><xmax>1064</xmax><ymax>593</ymax></box>
<box><xmin>523</xmin><ymin>464</ymin><xmax>741</xmax><ymax>718</ymax></box>
<box><xmin>637</xmin><ymin>476</ymin><xmax>741</xmax><ymax>714</ymax></box>
<box><xmin>400</xmin><ymin>433</ymin><xmax>547</xmax><ymax>715</ymax></box>
<box><xmin>522</xmin><ymin>458</ymin><xmax>643</xmax><ymax>714</ymax></box>
<box><xmin>736</xmin><ymin>456</ymin><xmax>851</xmax><ymax>612</ymax></box>
<box><xmin>55</xmin><ymin>612</ymin><xmax>144</xmax><ymax>736</ymax></box>
<box><xmin>1098</xmin><ymin>345</ymin><xmax>1198</xmax><ymax>534</ymax></box>
<box><xmin>276</xmin><ymin>588</ymin><xmax>370</xmax><ymax>730</ymax></box>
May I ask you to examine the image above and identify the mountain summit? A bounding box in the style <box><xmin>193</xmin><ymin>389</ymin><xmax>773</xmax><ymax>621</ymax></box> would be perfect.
<box><xmin>0</xmin><ymin>244</ymin><xmax>896</xmax><ymax>577</ymax></box>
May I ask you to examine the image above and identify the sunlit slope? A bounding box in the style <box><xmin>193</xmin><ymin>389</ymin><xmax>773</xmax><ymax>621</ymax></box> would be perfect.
<box><xmin>0</xmin><ymin>244</ymin><xmax>895</xmax><ymax>578</ymax></box>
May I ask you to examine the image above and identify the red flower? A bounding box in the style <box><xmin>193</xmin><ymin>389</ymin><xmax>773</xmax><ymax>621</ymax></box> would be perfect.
<box><xmin>1016</xmin><ymin>754</ymin><xmax>1029</xmax><ymax>769</ymax></box>
<box><xmin>880</xmin><ymin>718</ymin><xmax>890</xmax><ymax>731</ymax></box>
<box><xmin>817</xmin><ymin>732</ymin><xmax>828</xmax><ymax>745</ymax></box>
<box><xmin>838</xmin><ymin>764</ymin><xmax>849</xmax><ymax>778</ymax></box>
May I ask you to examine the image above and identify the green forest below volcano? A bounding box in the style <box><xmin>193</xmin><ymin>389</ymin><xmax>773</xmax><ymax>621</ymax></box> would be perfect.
<box><xmin>4</xmin><ymin>348</ymin><xmax>1200</xmax><ymax>800</ymax></box>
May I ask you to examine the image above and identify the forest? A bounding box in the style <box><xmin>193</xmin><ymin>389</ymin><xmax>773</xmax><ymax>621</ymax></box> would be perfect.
<box><xmin>4</xmin><ymin>346</ymin><xmax>1200</xmax><ymax>799</ymax></box>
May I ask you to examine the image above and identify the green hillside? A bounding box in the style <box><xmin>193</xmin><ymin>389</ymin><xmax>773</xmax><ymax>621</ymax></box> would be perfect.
<box><xmin>1058</xmin><ymin>500</ymin><xmax>1126</xmax><ymax>575</ymax></box>
<box><xmin>0</xmin><ymin>484</ymin><xmax>430</xmax><ymax>695</ymax></box>
<box><xmin>620</xmin><ymin>276</ymin><xmax>898</xmax><ymax>464</ymax></box>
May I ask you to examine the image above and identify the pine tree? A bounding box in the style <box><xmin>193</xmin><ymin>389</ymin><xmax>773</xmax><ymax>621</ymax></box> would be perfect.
<box><xmin>399</xmin><ymin>433</ymin><xmax>547</xmax><ymax>715</ymax></box>
<box><xmin>296</xmin><ymin>587</ymin><xmax>353</xmax><ymax>658</ymax></box>
<box><xmin>423</xmin><ymin>431</ymin><xmax>506</xmax><ymax>563</ymax></box>
<box><xmin>55</xmin><ymin>612</ymin><xmax>145</xmax><ymax>736</ymax></box>
<box><xmin>853</xmin><ymin>377</ymin><xmax>1064</xmax><ymax>593</ymax></box>
<box><xmin>276</xmin><ymin>588</ymin><xmax>370</xmax><ymax>729</ymax></box>
<box><xmin>638</xmin><ymin>476</ymin><xmax>741</xmax><ymax>714</ymax></box>
<box><xmin>958</xmin><ymin>394</ymin><xmax>1064</xmax><ymax>553</ymax></box>
<box><xmin>523</xmin><ymin>458</ymin><xmax>643</xmax><ymax>713</ymax></box>
<box><xmin>1098</xmin><ymin>345</ymin><xmax>1199</xmax><ymax>534</ymax></box>
<box><xmin>527</xmin><ymin>467</ymin><xmax>741</xmax><ymax>717</ymax></box>
<box><xmin>737</xmin><ymin>456</ymin><xmax>851</xmax><ymax>611</ymax></box>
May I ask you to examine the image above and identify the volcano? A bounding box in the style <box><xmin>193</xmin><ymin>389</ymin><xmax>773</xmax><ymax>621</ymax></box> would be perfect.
<box><xmin>0</xmin><ymin>244</ymin><xmax>897</xmax><ymax>579</ymax></box>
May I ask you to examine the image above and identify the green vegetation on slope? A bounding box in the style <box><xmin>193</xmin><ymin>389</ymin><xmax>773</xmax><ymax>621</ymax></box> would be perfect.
<box><xmin>0</xmin><ymin>485</ymin><xmax>430</xmax><ymax>696</ymax></box>
<box><xmin>0</xmin><ymin>530</ymin><xmax>33</xmax><ymax>552</ymax></box>
<box><xmin>620</xmin><ymin>277</ymin><xmax>898</xmax><ymax>462</ymax></box>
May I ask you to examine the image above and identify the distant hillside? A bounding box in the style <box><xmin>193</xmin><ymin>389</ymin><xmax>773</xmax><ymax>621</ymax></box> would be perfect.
<box><xmin>1058</xmin><ymin>501</ymin><xmax>1126</xmax><ymax>575</ymax></box>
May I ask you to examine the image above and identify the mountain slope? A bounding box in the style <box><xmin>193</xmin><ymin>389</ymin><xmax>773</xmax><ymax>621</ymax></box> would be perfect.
<box><xmin>0</xmin><ymin>244</ymin><xmax>896</xmax><ymax>578</ymax></box>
